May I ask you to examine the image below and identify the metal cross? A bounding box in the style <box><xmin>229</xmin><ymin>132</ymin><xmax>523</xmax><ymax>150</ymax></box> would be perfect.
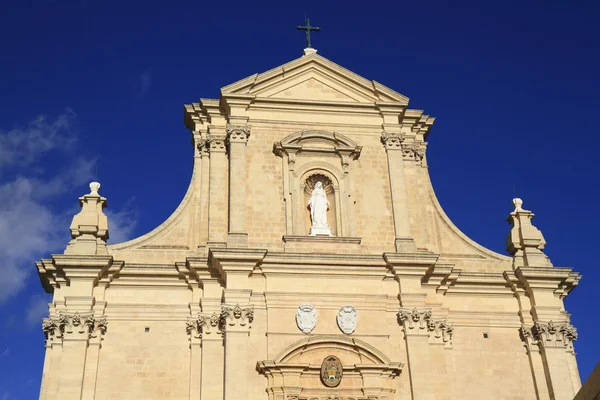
<box><xmin>296</xmin><ymin>16</ymin><xmax>321</xmax><ymax>49</ymax></box>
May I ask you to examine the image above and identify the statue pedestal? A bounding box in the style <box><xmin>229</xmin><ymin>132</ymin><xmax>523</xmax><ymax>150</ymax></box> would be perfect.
<box><xmin>309</xmin><ymin>226</ymin><xmax>333</xmax><ymax>236</ymax></box>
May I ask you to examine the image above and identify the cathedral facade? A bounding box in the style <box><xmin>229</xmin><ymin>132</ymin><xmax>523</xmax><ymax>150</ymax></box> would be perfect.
<box><xmin>36</xmin><ymin>49</ymin><xmax>582</xmax><ymax>400</ymax></box>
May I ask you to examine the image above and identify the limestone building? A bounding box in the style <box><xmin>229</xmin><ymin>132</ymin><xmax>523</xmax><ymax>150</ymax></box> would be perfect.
<box><xmin>36</xmin><ymin>48</ymin><xmax>582</xmax><ymax>400</ymax></box>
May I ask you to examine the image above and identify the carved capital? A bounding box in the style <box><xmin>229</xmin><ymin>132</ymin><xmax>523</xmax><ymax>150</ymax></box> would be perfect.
<box><xmin>196</xmin><ymin>139</ymin><xmax>207</xmax><ymax>154</ymax></box>
<box><xmin>206</xmin><ymin>135</ymin><xmax>227</xmax><ymax>152</ymax></box>
<box><xmin>398</xmin><ymin>308</ymin><xmax>453</xmax><ymax>345</ymax></box>
<box><xmin>220</xmin><ymin>304</ymin><xmax>254</xmax><ymax>330</ymax></box>
<box><xmin>522</xmin><ymin>321</ymin><xmax>578</xmax><ymax>350</ymax></box>
<box><xmin>57</xmin><ymin>312</ymin><xmax>107</xmax><ymax>343</ymax></box>
<box><xmin>226</xmin><ymin>124</ymin><xmax>251</xmax><ymax>144</ymax></box>
<box><xmin>401</xmin><ymin>141</ymin><xmax>427</xmax><ymax>163</ymax></box>
<box><xmin>186</xmin><ymin>312</ymin><xmax>223</xmax><ymax>343</ymax></box>
<box><xmin>42</xmin><ymin>317</ymin><xmax>62</xmax><ymax>347</ymax></box>
<box><xmin>380</xmin><ymin>131</ymin><xmax>405</xmax><ymax>149</ymax></box>
<box><xmin>427</xmin><ymin>319</ymin><xmax>454</xmax><ymax>346</ymax></box>
<box><xmin>398</xmin><ymin>307</ymin><xmax>432</xmax><ymax>332</ymax></box>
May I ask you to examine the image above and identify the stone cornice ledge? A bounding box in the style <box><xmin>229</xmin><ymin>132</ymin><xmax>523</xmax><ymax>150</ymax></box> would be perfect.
<box><xmin>208</xmin><ymin>248</ymin><xmax>267</xmax><ymax>284</ymax></box>
<box><xmin>383</xmin><ymin>251</ymin><xmax>440</xmax><ymax>278</ymax></box>
<box><xmin>282</xmin><ymin>235</ymin><xmax>361</xmax><ymax>245</ymax></box>
<box><xmin>37</xmin><ymin>255</ymin><xmax>122</xmax><ymax>293</ymax></box>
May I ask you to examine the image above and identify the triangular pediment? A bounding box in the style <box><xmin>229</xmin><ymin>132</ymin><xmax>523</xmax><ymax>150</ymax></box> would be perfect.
<box><xmin>221</xmin><ymin>53</ymin><xmax>409</xmax><ymax>104</ymax></box>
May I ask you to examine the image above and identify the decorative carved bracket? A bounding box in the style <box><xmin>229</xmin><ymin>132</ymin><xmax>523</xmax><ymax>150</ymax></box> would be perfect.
<box><xmin>226</xmin><ymin>124</ymin><xmax>251</xmax><ymax>144</ymax></box>
<box><xmin>44</xmin><ymin>312</ymin><xmax>107</xmax><ymax>345</ymax></box>
<box><xmin>221</xmin><ymin>304</ymin><xmax>254</xmax><ymax>330</ymax></box>
<box><xmin>186</xmin><ymin>311</ymin><xmax>223</xmax><ymax>344</ymax></box>
<box><xmin>520</xmin><ymin>321</ymin><xmax>577</xmax><ymax>351</ymax></box>
<box><xmin>397</xmin><ymin>308</ymin><xmax>453</xmax><ymax>346</ymax></box>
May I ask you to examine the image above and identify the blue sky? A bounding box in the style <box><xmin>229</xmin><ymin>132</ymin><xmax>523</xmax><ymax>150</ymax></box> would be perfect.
<box><xmin>1</xmin><ymin>0</ymin><xmax>599</xmax><ymax>398</ymax></box>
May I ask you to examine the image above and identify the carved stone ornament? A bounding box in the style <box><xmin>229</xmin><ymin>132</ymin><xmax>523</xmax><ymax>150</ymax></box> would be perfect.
<box><xmin>206</xmin><ymin>134</ymin><xmax>227</xmax><ymax>152</ymax></box>
<box><xmin>336</xmin><ymin>305</ymin><xmax>357</xmax><ymax>335</ymax></box>
<box><xmin>380</xmin><ymin>131</ymin><xmax>405</xmax><ymax>149</ymax></box>
<box><xmin>296</xmin><ymin>304</ymin><xmax>317</xmax><ymax>334</ymax></box>
<box><xmin>226</xmin><ymin>124</ymin><xmax>251</xmax><ymax>143</ymax></box>
<box><xmin>397</xmin><ymin>308</ymin><xmax>432</xmax><ymax>331</ymax></box>
<box><xmin>221</xmin><ymin>304</ymin><xmax>254</xmax><ymax>330</ymax></box>
<box><xmin>52</xmin><ymin>312</ymin><xmax>108</xmax><ymax>342</ymax></box>
<box><xmin>320</xmin><ymin>355</ymin><xmax>343</xmax><ymax>388</ymax></box>
<box><xmin>521</xmin><ymin>320</ymin><xmax>578</xmax><ymax>350</ymax></box>
<box><xmin>42</xmin><ymin>317</ymin><xmax>61</xmax><ymax>346</ymax></box>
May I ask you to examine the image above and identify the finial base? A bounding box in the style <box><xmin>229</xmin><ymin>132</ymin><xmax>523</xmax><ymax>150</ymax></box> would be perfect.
<box><xmin>303</xmin><ymin>47</ymin><xmax>318</xmax><ymax>56</ymax></box>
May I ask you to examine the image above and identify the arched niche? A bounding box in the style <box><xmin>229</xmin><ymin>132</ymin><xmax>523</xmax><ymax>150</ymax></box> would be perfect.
<box><xmin>257</xmin><ymin>336</ymin><xmax>403</xmax><ymax>400</ymax></box>
<box><xmin>274</xmin><ymin>131</ymin><xmax>362</xmax><ymax>237</ymax></box>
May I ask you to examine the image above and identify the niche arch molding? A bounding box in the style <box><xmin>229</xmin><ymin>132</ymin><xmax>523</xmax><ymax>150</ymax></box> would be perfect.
<box><xmin>274</xmin><ymin>130</ymin><xmax>362</xmax><ymax>237</ymax></box>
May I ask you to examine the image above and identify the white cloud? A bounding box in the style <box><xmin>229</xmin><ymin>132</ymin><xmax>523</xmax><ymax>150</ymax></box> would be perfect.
<box><xmin>0</xmin><ymin>111</ymin><xmax>138</xmax><ymax>303</ymax></box>
<box><xmin>0</xmin><ymin>349</ymin><xmax>8</xmax><ymax>359</ymax></box>
<box><xmin>0</xmin><ymin>109</ymin><xmax>77</xmax><ymax>175</ymax></box>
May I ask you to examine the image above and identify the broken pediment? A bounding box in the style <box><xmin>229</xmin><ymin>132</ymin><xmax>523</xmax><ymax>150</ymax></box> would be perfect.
<box><xmin>221</xmin><ymin>53</ymin><xmax>409</xmax><ymax>105</ymax></box>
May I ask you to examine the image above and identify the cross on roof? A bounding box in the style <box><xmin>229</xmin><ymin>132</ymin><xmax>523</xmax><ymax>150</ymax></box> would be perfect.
<box><xmin>296</xmin><ymin>16</ymin><xmax>321</xmax><ymax>49</ymax></box>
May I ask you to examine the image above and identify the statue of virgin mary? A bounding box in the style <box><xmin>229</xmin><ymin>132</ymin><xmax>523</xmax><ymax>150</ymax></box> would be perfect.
<box><xmin>307</xmin><ymin>181</ymin><xmax>332</xmax><ymax>236</ymax></box>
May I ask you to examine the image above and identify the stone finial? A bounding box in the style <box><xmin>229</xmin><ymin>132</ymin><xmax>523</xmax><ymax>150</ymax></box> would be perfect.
<box><xmin>506</xmin><ymin>198</ymin><xmax>551</xmax><ymax>268</ymax></box>
<box><xmin>64</xmin><ymin>182</ymin><xmax>109</xmax><ymax>255</ymax></box>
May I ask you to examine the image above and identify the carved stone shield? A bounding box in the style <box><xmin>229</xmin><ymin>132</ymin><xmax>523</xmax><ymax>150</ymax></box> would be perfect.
<box><xmin>295</xmin><ymin>304</ymin><xmax>317</xmax><ymax>334</ymax></box>
<box><xmin>336</xmin><ymin>305</ymin><xmax>357</xmax><ymax>335</ymax></box>
<box><xmin>320</xmin><ymin>355</ymin><xmax>343</xmax><ymax>388</ymax></box>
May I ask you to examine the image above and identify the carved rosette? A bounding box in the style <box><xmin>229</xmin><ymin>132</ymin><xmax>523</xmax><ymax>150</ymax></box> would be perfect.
<box><xmin>226</xmin><ymin>124</ymin><xmax>251</xmax><ymax>144</ymax></box>
<box><xmin>220</xmin><ymin>304</ymin><xmax>254</xmax><ymax>331</ymax></box>
<box><xmin>521</xmin><ymin>321</ymin><xmax>577</xmax><ymax>351</ymax></box>
<box><xmin>51</xmin><ymin>312</ymin><xmax>107</xmax><ymax>344</ymax></box>
<box><xmin>206</xmin><ymin>135</ymin><xmax>227</xmax><ymax>152</ymax></box>
<box><xmin>397</xmin><ymin>308</ymin><xmax>453</xmax><ymax>346</ymax></box>
<box><xmin>380</xmin><ymin>131</ymin><xmax>405</xmax><ymax>149</ymax></box>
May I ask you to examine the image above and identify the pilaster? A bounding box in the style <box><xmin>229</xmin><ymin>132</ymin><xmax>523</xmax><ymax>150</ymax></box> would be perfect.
<box><xmin>207</xmin><ymin>127</ymin><xmax>228</xmax><ymax>248</ymax></box>
<box><xmin>221</xmin><ymin>303</ymin><xmax>254</xmax><ymax>400</ymax></box>
<box><xmin>380</xmin><ymin>131</ymin><xmax>416</xmax><ymax>252</ymax></box>
<box><xmin>226</xmin><ymin>123</ymin><xmax>251</xmax><ymax>248</ymax></box>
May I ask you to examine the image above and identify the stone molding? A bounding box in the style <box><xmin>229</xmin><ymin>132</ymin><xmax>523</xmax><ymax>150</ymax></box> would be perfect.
<box><xmin>43</xmin><ymin>312</ymin><xmax>107</xmax><ymax>344</ymax></box>
<box><xmin>397</xmin><ymin>308</ymin><xmax>454</xmax><ymax>346</ymax></box>
<box><xmin>226</xmin><ymin>123</ymin><xmax>251</xmax><ymax>144</ymax></box>
<box><xmin>520</xmin><ymin>321</ymin><xmax>578</xmax><ymax>350</ymax></box>
<box><xmin>220</xmin><ymin>304</ymin><xmax>254</xmax><ymax>330</ymax></box>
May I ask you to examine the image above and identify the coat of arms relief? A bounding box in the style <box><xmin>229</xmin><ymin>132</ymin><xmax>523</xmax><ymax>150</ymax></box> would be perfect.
<box><xmin>336</xmin><ymin>305</ymin><xmax>357</xmax><ymax>335</ymax></box>
<box><xmin>296</xmin><ymin>304</ymin><xmax>317</xmax><ymax>334</ymax></box>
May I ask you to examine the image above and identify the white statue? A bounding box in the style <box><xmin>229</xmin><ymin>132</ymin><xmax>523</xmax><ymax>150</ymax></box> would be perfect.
<box><xmin>307</xmin><ymin>181</ymin><xmax>332</xmax><ymax>236</ymax></box>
